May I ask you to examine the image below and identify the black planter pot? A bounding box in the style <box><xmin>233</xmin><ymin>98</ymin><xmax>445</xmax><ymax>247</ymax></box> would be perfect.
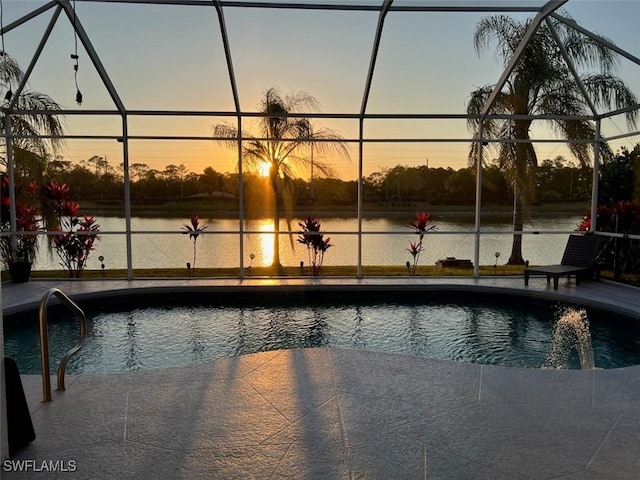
<box><xmin>8</xmin><ymin>261</ymin><xmax>32</xmax><ymax>283</ymax></box>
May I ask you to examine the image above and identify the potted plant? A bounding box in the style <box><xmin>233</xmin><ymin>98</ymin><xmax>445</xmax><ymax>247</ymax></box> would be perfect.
<box><xmin>1</xmin><ymin>177</ymin><xmax>41</xmax><ymax>282</ymax></box>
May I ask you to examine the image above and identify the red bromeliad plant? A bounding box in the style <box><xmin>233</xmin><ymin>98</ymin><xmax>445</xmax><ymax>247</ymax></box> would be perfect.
<box><xmin>408</xmin><ymin>212</ymin><xmax>436</xmax><ymax>240</ymax></box>
<box><xmin>0</xmin><ymin>175</ymin><xmax>41</xmax><ymax>268</ymax></box>
<box><xmin>44</xmin><ymin>181</ymin><xmax>100</xmax><ymax>278</ymax></box>
<box><xmin>182</xmin><ymin>213</ymin><xmax>207</xmax><ymax>269</ymax></box>
<box><xmin>578</xmin><ymin>202</ymin><xmax>640</xmax><ymax>233</ymax></box>
<box><xmin>297</xmin><ymin>216</ymin><xmax>332</xmax><ymax>276</ymax></box>
<box><xmin>406</xmin><ymin>212</ymin><xmax>436</xmax><ymax>275</ymax></box>
<box><xmin>577</xmin><ymin>215</ymin><xmax>591</xmax><ymax>232</ymax></box>
<box><xmin>578</xmin><ymin>201</ymin><xmax>640</xmax><ymax>278</ymax></box>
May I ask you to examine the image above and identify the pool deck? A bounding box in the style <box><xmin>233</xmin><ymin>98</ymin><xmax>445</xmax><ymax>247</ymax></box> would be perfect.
<box><xmin>2</xmin><ymin>276</ymin><xmax>640</xmax><ymax>479</ymax></box>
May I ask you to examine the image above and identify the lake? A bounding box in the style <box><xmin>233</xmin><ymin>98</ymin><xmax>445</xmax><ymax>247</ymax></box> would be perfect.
<box><xmin>32</xmin><ymin>214</ymin><xmax>583</xmax><ymax>272</ymax></box>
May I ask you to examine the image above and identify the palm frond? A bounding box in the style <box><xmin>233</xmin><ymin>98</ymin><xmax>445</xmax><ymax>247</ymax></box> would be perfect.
<box><xmin>473</xmin><ymin>15</ymin><xmax>522</xmax><ymax>65</ymax></box>
<box><xmin>213</xmin><ymin>123</ymin><xmax>240</xmax><ymax>145</ymax></box>
<box><xmin>466</xmin><ymin>86</ymin><xmax>514</xmax><ymax>167</ymax></box>
<box><xmin>582</xmin><ymin>74</ymin><xmax>639</xmax><ymax>127</ymax></box>
<box><xmin>552</xmin><ymin>16</ymin><xmax>619</xmax><ymax>73</ymax></box>
<box><xmin>0</xmin><ymin>55</ymin><xmax>25</xmax><ymax>85</ymax></box>
<box><xmin>562</xmin><ymin>121</ymin><xmax>595</xmax><ymax>166</ymax></box>
<box><xmin>1</xmin><ymin>88</ymin><xmax>66</xmax><ymax>157</ymax></box>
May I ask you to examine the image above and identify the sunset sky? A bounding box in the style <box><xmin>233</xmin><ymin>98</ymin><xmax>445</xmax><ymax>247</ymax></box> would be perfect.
<box><xmin>2</xmin><ymin>0</ymin><xmax>639</xmax><ymax>180</ymax></box>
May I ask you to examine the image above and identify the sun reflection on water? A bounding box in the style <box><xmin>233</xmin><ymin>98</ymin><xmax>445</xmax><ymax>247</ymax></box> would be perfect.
<box><xmin>257</xmin><ymin>219</ymin><xmax>275</xmax><ymax>266</ymax></box>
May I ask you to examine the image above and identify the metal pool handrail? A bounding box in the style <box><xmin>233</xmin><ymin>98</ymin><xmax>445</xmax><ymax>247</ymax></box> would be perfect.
<box><xmin>38</xmin><ymin>288</ymin><xmax>87</xmax><ymax>403</ymax></box>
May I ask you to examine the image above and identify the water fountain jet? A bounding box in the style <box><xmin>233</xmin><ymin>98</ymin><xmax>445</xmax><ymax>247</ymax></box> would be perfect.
<box><xmin>545</xmin><ymin>309</ymin><xmax>595</xmax><ymax>370</ymax></box>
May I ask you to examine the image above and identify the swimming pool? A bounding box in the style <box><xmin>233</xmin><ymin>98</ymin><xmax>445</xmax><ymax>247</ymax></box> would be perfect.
<box><xmin>4</xmin><ymin>290</ymin><xmax>640</xmax><ymax>372</ymax></box>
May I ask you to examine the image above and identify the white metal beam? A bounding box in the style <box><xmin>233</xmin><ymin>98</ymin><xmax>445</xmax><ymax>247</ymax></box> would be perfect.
<box><xmin>358</xmin><ymin>0</ymin><xmax>392</xmax><ymax>278</ymax></box>
<box><xmin>211</xmin><ymin>0</ymin><xmax>245</xmax><ymax>274</ymax></box>
<box><xmin>71</xmin><ymin>0</ymin><xmax>541</xmax><ymax>13</ymax></box>
<box><xmin>0</xmin><ymin>1</ymin><xmax>57</xmax><ymax>35</ymax></box>
<box><xmin>0</xmin><ymin>322</ymin><xmax>6</xmax><ymax>461</ymax></box>
<box><xmin>213</xmin><ymin>0</ymin><xmax>241</xmax><ymax>113</ymax></box>
<box><xmin>590</xmin><ymin>119</ymin><xmax>601</xmax><ymax>232</ymax></box>
<box><xmin>551</xmin><ymin>12</ymin><xmax>640</xmax><ymax>67</ymax></box>
<box><xmin>602</xmin><ymin>130</ymin><xmax>640</xmax><ymax>142</ymax></box>
<box><xmin>360</xmin><ymin>0</ymin><xmax>393</xmax><ymax>116</ymax></box>
<box><xmin>600</xmin><ymin>104</ymin><xmax>640</xmax><ymax>120</ymax></box>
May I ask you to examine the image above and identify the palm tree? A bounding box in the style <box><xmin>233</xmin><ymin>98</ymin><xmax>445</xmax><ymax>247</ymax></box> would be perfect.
<box><xmin>0</xmin><ymin>53</ymin><xmax>66</xmax><ymax>252</ymax></box>
<box><xmin>214</xmin><ymin>87</ymin><xmax>350</xmax><ymax>267</ymax></box>
<box><xmin>467</xmin><ymin>14</ymin><xmax>638</xmax><ymax>264</ymax></box>
<box><xmin>1</xmin><ymin>53</ymin><xmax>65</xmax><ymax>167</ymax></box>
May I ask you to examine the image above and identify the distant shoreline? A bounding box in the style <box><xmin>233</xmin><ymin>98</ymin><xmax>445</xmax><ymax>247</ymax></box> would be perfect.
<box><xmin>83</xmin><ymin>201</ymin><xmax>588</xmax><ymax>220</ymax></box>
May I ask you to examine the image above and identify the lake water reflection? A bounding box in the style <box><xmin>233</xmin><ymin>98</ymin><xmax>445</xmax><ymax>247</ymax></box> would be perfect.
<box><xmin>33</xmin><ymin>214</ymin><xmax>583</xmax><ymax>271</ymax></box>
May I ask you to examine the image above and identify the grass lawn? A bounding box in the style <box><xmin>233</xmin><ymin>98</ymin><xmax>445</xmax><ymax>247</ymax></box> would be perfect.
<box><xmin>4</xmin><ymin>264</ymin><xmax>527</xmax><ymax>281</ymax></box>
<box><xmin>5</xmin><ymin>265</ymin><xmax>636</xmax><ymax>287</ymax></box>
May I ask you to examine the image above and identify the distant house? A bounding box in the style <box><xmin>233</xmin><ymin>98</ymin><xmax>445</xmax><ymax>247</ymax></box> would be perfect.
<box><xmin>186</xmin><ymin>192</ymin><xmax>235</xmax><ymax>200</ymax></box>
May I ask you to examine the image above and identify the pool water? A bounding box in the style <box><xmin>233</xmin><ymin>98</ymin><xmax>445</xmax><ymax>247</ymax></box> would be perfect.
<box><xmin>4</xmin><ymin>294</ymin><xmax>640</xmax><ymax>373</ymax></box>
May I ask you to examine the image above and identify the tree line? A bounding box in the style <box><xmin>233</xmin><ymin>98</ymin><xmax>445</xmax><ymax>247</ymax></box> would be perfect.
<box><xmin>10</xmin><ymin>144</ymin><xmax>638</xmax><ymax>210</ymax></box>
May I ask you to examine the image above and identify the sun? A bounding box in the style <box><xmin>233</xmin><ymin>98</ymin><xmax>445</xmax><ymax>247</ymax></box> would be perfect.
<box><xmin>259</xmin><ymin>161</ymin><xmax>271</xmax><ymax>177</ymax></box>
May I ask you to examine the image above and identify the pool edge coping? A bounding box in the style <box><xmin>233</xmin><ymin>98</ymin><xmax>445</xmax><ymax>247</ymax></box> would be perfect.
<box><xmin>3</xmin><ymin>277</ymin><xmax>640</xmax><ymax>319</ymax></box>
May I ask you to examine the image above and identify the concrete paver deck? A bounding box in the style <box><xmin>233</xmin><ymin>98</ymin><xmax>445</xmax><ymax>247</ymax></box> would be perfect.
<box><xmin>2</xmin><ymin>277</ymin><xmax>640</xmax><ymax>479</ymax></box>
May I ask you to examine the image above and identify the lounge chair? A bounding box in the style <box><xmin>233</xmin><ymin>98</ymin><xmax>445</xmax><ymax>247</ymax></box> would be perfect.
<box><xmin>524</xmin><ymin>234</ymin><xmax>601</xmax><ymax>290</ymax></box>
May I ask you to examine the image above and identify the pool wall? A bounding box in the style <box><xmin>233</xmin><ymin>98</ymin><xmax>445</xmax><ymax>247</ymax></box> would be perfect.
<box><xmin>3</xmin><ymin>279</ymin><xmax>640</xmax><ymax>324</ymax></box>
